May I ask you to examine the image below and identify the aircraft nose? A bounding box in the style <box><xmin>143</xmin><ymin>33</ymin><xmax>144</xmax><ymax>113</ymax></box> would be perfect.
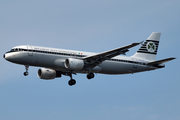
<box><xmin>3</xmin><ymin>54</ymin><xmax>5</xmax><ymax>59</ymax></box>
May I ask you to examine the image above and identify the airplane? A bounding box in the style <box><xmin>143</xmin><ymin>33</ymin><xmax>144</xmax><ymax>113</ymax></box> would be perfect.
<box><xmin>3</xmin><ymin>32</ymin><xmax>175</xmax><ymax>86</ymax></box>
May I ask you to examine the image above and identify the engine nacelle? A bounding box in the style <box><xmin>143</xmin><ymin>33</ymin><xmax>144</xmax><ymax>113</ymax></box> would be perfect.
<box><xmin>38</xmin><ymin>68</ymin><xmax>56</xmax><ymax>80</ymax></box>
<box><xmin>64</xmin><ymin>58</ymin><xmax>84</xmax><ymax>70</ymax></box>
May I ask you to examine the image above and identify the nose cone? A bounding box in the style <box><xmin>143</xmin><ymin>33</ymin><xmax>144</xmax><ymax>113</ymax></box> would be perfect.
<box><xmin>3</xmin><ymin>52</ymin><xmax>20</xmax><ymax>64</ymax></box>
<box><xmin>3</xmin><ymin>54</ymin><xmax>6</xmax><ymax>59</ymax></box>
<box><xmin>3</xmin><ymin>53</ymin><xmax>12</xmax><ymax>61</ymax></box>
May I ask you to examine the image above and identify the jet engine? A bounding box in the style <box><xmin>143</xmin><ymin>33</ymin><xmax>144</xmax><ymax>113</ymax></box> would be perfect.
<box><xmin>38</xmin><ymin>68</ymin><xmax>56</xmax><ymax>80</ymax></box>
<box><xmin>64</xmin><ymin>58</ymin><xmax>84</xmax><ymax>70</ymax></box>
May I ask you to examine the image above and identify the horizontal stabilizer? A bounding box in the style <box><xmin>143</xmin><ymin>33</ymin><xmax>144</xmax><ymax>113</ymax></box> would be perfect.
<box><xmin>146</xmin><ymin>57</ymin><xmax>176</xmax><ymax>65</ymax></box>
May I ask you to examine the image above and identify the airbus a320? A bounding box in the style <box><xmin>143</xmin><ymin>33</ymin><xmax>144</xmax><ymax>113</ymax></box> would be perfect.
<box><xmin>4</xmin><ymin>32</ymin><xmax>175</xmax><ymax>86</ymax></box>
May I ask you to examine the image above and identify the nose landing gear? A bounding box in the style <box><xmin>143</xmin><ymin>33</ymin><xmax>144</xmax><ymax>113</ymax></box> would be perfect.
<box><xmin>24</xmin><ymin>65</ymin><xmax>29</xmax><ymax>76</ymax></box>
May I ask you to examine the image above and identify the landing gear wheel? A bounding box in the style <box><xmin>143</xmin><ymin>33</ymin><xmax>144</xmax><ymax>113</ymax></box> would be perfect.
<box><xmin>87</xmin><ymin>73</ymin><xmax>95</xmax><ymax>79</ymax></box>
<box><xmin>68</xmin><ymin>79</ymin><xmax>76</xmax><ymax>86</ymax></box>
<box><xmin>24</xmin><ymin>72</ymin><xmax>29</xmax><ymax>76</ymax></box>
<box><xmin>24</xmin><ymin>65</ymin><xmax>29</xmax><ymax>76</ymax></box>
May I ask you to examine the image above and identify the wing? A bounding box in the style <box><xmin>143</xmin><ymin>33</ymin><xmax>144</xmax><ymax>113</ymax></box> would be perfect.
<box><xmin>83</xmin><ymin>42</ymin><xmax>141</xmax><ymax>68</ymax></box>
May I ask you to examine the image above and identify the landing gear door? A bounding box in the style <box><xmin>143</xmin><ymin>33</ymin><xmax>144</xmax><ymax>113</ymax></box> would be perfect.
<box><xmin>27</xmin><ymin>45</ymin><xmax>33</xmax><ymax>56</ymax></box>
<box><xmin>132</xmin><ymin>58</ymin><xmax>138</xmax><ymax>68</ymax></box>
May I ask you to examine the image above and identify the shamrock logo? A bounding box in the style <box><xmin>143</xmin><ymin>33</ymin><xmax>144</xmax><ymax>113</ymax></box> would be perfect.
<box><xmin>146</xmin><ymin>42</ymin><xmax>156</xmax><ymax>52</ymax></box>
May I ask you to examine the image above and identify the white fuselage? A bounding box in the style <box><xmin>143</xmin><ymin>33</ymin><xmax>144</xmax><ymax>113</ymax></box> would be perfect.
<box><xmin>4</xmin><ymin>45</ymin><xmax>160</xmax><ymax>75</ymax></box>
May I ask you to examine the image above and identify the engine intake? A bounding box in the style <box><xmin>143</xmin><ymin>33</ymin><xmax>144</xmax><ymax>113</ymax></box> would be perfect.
<box><xmin>38</xmin><ymin>68</ymin><xmax>56</xmax><ymax>80</ymax></box>
<box><xmin>64</xmin><ymin>58</ymin><xmax>84</xmax><ymax>70</ymax></box>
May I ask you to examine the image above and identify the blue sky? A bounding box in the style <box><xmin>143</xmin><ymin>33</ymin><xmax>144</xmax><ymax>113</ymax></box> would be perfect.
<box><xmin>0</xmin><ymin>0</ymin><xmax>179</xmax><ymax>120</ymax></box>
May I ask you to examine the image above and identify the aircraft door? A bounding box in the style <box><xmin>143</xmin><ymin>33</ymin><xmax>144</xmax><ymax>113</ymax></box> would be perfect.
<box><xmin>27</xmin><ymin>45</ymin><xmax>33</xmax><ymax>56</ymax></box>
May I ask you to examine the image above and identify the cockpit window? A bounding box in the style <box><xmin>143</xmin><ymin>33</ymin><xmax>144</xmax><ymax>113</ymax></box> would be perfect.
<box><xmin>10</xmin><ymin>49</ymin><xmax>15</xmax><ymax>52</ymax></box>
<box><xmin>6</xmin><ymin>48</ymin><xmax>28</xmax><ymax>53</ymax></box>
<box><xmin>6</xmin><ymin>48</ymin><xmax>17</xmax><ymax>53</ymax></box>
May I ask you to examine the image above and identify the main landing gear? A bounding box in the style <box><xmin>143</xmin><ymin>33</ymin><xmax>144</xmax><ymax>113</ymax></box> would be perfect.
<box><xmin>68</xmin><ymin>79</ymin><xmax>76</xmax><ymax>86</ymax></box>
<box><xmin>67</xmin><ymin>73</ymin><xmax>76</xmax><ymax>86</ymax></box>
<box><xmin>87</xmin><ymin>73</ymin><xmax>95</xmax><ymax>79</ymax></box>
<box><xmin>67</xmin><ymin>72</ymin><xmax>95</xmax><ymax>86</ymax></box>
<box><xmin>24</xmin><ymin>65</ymin><xmax>29</xmax><ymax>76</ymax></box>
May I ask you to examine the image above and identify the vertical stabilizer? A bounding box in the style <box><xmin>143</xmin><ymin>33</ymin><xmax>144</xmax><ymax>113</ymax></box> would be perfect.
<box><xmin>132</xmin><ymin>32</ymin><xmax>161</xmax><ymax>61</ymax></box>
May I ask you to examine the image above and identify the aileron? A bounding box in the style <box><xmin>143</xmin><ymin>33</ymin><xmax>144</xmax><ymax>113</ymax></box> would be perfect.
<box><xmin>84</xmin><ymin>42</ymin><xmax>141</xmax><ymax>64</ymax></box>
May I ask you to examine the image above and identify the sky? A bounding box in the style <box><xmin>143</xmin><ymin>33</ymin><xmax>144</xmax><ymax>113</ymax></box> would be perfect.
<box><xmin>0</xmin><ymin>0</ymin><xmax>179</xmax><ymax>120</ymax></box>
